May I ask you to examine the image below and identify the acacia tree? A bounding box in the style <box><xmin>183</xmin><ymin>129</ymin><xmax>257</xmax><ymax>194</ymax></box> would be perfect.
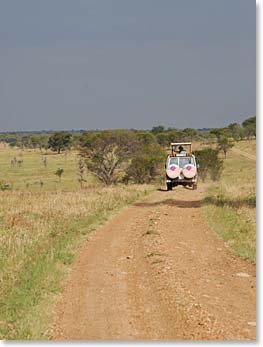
<box><xmin>217</xmin><ymin>137</ymin><xmax>233</xmax><ymax>159</ymax></box>
<box><xmin>48</xmin><ymin>131</ymin><xmax>72</xmax><ymax>154</ymax></box>
<box><xmin>80</xmin><ymin>130</ymin><xmax>139</xmax><ymax>185</ymax></box>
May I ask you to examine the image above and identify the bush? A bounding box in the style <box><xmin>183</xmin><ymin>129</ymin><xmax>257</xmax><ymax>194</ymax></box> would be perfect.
<box><xmin>124</xmin><ymin>143</ymin><xmax>165</xmax><ymax>184</ymax></box>
<box><xmin>55</xmin><ymin>168</ymin><xmax>64</xmax><ymax>181</ymax></box>
<box><xmin>194</xmin><ymin>148</ymin><xmax>223</xmax><ymax>182</ymax></box>
<box><xmin>217</xmin><ymin>136</ymin><xmax>233</xmax><ymax>159</ymax></box>
<box><xmin>0</xmin><ymin>180</ymin><xmax>12</xmax><ymax>191</ymax></box>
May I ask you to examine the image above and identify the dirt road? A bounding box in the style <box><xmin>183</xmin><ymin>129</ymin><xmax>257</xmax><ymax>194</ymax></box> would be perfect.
<box><xmin>52</xmin><ymin>186</ymin><xmax>256</xmax><ymax>340</ymax></box>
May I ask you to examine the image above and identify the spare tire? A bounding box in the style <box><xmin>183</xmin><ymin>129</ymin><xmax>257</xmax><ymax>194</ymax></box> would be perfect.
<box><xmin>182</xmin><ymin>164</ymin><xmax>197</xmax><ymax>178</ymax></box>
<box><xmin>166</xmin><ymin>164</ymin><xmax>180</xmax><ymax>179</ymax></box>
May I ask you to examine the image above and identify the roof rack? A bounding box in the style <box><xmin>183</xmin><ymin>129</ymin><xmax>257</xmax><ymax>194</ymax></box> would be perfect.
<box><xmin>170</xmin><ymin>142</ymin><xmax>192</xmax><ymax>156</ymax></box>
<box><xmin>170</xmin><ymin>142</ymin><xmax>192</xmax><ymax>146</ymax></box>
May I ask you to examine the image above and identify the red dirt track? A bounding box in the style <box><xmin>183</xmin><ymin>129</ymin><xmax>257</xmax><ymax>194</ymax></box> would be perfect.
<box><xmin>52</xmin><ymin>186</ymin><xmax>256</xmax><ymax>340</ymax></box>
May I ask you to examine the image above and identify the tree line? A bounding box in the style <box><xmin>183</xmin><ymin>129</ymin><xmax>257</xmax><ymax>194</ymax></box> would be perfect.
<box><xmin>0</xmin><ymin>116</ymin><xmax>256</xmax><ymax>151</ymax></box>
<box><xmin>0</xmin><ymin>116</ymin><xmax>256</xmax><ymax>185</ymax></box>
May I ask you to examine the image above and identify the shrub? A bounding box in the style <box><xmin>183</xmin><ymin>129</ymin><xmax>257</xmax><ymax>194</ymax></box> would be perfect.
<box><xmin>124</xmin><ymin>143</ymin><xmax>165</xmax><ymax>184</ymax></box>
<box><xmin>55</xmin><ymin>168</ymin><xmax>64</xmax><ymax>181</ymax></box>
<box><xmin>0</xmin><ymin>180</ymin><xmax>12</xmax><ymax>191</ymax></box>
<box><xmin>217</xmin><ymin>136</ymin><xmax>233</xmax><ymax>159</ymax></box>
<box><xmin>194</xmin><ymin>148</ymin><xmax>223</xmax><ymax>182</ymax></box>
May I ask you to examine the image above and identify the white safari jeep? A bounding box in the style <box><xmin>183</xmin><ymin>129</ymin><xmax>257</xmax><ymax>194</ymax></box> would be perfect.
<box><xmin>165</xmin><ymin>142</ymin><xmax>198</xmax><ymax>191</ymax></box>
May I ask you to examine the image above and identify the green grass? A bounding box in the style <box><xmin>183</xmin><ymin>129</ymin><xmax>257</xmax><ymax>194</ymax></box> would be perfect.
<box><xmin>0</xmin><ymin>147</ymin><xmax>154</xmax><ymax>339</ymax></box>
<box><xmin>0</xmin><ymin>148</ymin><xmax>95</xmax><ymax>190</ymax></box>
<box><xmin>202</xmin><ymin>141</ymin><xmax>256</xmax><ymax>262</ymax></box>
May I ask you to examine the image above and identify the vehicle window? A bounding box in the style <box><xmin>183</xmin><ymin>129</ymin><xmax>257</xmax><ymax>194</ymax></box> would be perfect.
<box><xmin>168</xmin><ymin>157</ymin><xmax>179</xmax><ymax>166</ymax></box>
<box><xmin>178</xmin><ymin>157</ymin><xmax>194</xmax><ymax>168</ymax></box>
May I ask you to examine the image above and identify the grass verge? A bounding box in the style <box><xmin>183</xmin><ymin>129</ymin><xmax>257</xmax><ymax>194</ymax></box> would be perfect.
<box><xmin>0</xmin><ymin>185</ymin><xmax>153</xmax><ymax>339</ymax></box>
<box><xmin>201</xmin><ymin>142</ymin><xmax>256</xmax><ymax>263</ymax></box>
<box><xmin>203</xmin><ymin>189</ymin><xmax>256</xmax><ymax>262</ymax></box>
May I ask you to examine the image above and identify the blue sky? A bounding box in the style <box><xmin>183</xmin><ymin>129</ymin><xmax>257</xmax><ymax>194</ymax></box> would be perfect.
<box><xmin>0</xmin><ymin>0</ymin><xmax>255</xmax><ymax>131</ymax></box>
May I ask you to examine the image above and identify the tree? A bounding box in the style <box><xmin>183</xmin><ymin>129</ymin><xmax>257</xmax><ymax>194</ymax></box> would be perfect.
<box><xmin>194</xmin><ymin>148</ymin><xmax>223</xmax><ymax>182</ymax></box>
<box><xmin>38</xmin><ymin>133</ymin><xmax>50</xmax><ymax>150</ymax></box>
<box><xmin>210</xmin><ymin>127</ymin><xmax>231</xmax><ymax>140</ymax></box>
<box><xmin>242</xmin><ymin>116</ymin><xmax>256</xmax><ymax>138</ymax></box>
<box><xmin>55</xmin><ymin>168</ymin><xmax>64</xmax><ymax>181</ymax></box>
<box><xmin>228</xmin><ymin>123</ymin><xmax>242</xmax><ymax>141</ymax></box>
<box><xmin>217</xmin><ymin>137</ymin><xmax>233</xmax><ymax>159</ymax></box>
<box><xmin>30</xmin><ymin>135</ymin><xmax>40</xmax><ymax>149</ymax></box>
<box><xmin>78</xmin><ymin>158</ymin><xmax>86</xmax><ymax>188</ymax></box>
<box><xmin>238</xmin><ymin>127</ymin><xmax>246</xmax><ymax>141</ymax></box>
<box><xmin>156</xmin><ymin>132</ymin><xmax>169</xmax><ymax>146</ymax></box>
<box><xmin>166</xmin><ymin>129</ymin><xmax>181</xmax><ymax>144</ymax></box>
<box><xmin>48</xmin><ymin>131</ymin><xmax>72</xmax><ymax>153</ymax></box>
<box><xmin>80</xmin><ymin>130</ymin><xmax>139</xmax><ymax>185</ymax></box>
<box><xmin>5</xmin><ymin>136</ymin><xmax>18</xmax><ymax>147</ymax></box>
<box><xmin>29</xmin><ymin>133</ymin><xmax>50</xmax><ymax>150</ymax></box>
<box><xmin>151</xmin><ymin>125</ymin><xmax>165</xmax><ymax>135</ymax></box>
<box><xmin>199</xmin><ymin>131</ymin><xmax>217</xmax><ymax>146</ymax></box>
<box><xmin>136</xmin><ymin>130</ymin><xmax>156</xmax><ymax>145</ymax></box>
<box><xmin>78</xmin><ymin>130</ymin><xmax>99</xmax><ymax>148</ymax></box>
<box><xmin>21</xmin><ymin>135</ymin><xmax>31</xmax><ymax>149</ymax></box>
<box><xmin>182</xmin><ymin>128</ymin><xmax>198</xmax><ymax>141</ymax></box>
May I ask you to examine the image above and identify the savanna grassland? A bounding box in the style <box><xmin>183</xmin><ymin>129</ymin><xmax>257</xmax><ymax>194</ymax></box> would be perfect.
<box><xmin>0</xmin><ymin>147</ymin><xmax>153</xmax><ymax>339</ymax></box>
<box><xmin>0</xmin><ymin>137</ymin><xmax>256</xmax><ymax>339</ymax></box>
<box><xmin>233</xmin><ymin>139</ymin><xmax>256</xmax><ymax>156</ymax></box>
<box><xmin>0</xmin><ymin>146</ymin><xmax>92</xmax><ymax>190</ymax></box>
<box><xmin>202</xmin><ymin>140</ymin><xmax>256</xmax><ymax>262</ymax></box>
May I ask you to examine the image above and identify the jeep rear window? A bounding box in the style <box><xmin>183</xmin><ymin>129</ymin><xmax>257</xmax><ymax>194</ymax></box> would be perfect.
<box><xmin>168</xmin><ymin>157</ymin><xmax>179</xmax><ymax>165</ymax></box>
<box><xmin>178</xmin><ymin>157</ymin><xmax>194</xmax><ymax>168</ymax></box>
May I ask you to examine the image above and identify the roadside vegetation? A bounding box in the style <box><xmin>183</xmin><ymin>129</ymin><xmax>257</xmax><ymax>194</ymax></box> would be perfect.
<box><xmin>0</xmin><ymin>181</ymin><xmax>152</xmax><ymax>338</ymax></box>
<box><xmin>0</xmin><ymin>148</ymin><xmax>154</xmax><ymax>339</ymax></box>
<box><xmin>202</xmin><ymin>139</ymin><xmax>256</xmax><ymax>262</ymax></box>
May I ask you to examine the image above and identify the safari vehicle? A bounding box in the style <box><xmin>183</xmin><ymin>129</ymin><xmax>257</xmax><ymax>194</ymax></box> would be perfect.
<box><xmin>165</xmin><ymin>142</ymin><xmax>198</xmax><ymax>191</ymax></box>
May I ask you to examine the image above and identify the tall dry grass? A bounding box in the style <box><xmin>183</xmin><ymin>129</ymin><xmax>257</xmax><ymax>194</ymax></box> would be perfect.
<box><xmin>232</xmin><ymin>139</ymin><xmax>256</xmax><ymax>156</ymax></box>
<box><xmin>202</xmin><ymin>141</ymin><xmax>256</xmax><ymax>262</ymax></box>
<box><xmin>0</xmin><ymin>184</ymin><xmax>152</xmax><ymax>339</ymax></box>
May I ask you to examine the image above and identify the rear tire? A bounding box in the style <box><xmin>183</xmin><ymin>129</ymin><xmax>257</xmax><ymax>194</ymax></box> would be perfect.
<box><xmin>167</xmin><ymin>182</ymin><xmax>172</xmax><ymax>191</ymax></box>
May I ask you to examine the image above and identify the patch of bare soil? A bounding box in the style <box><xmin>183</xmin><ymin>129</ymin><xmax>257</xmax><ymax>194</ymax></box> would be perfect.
<box><xmin>52</xmin><ymin>185</ymin><xmax>256</xmax><ymax>340</ymax></box>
